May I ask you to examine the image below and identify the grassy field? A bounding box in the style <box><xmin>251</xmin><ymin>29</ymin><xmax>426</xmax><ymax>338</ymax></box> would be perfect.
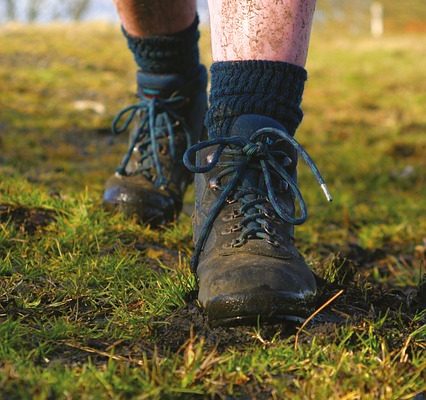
<box><xmin>0</xmin><ymin>24</ymin><xmax>425</xmax><ymax>399</ymax></box>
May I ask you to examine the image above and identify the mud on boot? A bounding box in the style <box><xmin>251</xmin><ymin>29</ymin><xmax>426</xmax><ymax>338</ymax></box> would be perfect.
<box><xmin>103</xmin><ymin>65</ymin><xmax>207</xmax><ymax>227</ymax></box>
<box><xmin>184</xmin><ymin>115</ymin><xmax>332</xmax><ymax>327</ymax></box>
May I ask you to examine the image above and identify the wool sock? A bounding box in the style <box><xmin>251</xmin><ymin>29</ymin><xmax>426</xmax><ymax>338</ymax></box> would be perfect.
<box><xmin>206</xmin><ymin>61</ymin><xmax>307</xmax><ymax>137</ymax></box>
<box><xmin>122</xmin><ymin>15</ymin><xmax>200</xmax><ymax>77</ymax></box>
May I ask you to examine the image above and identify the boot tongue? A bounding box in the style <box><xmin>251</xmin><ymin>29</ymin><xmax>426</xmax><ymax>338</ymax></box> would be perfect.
<box><xmin>230</xmin><ymin>114</ymin><xmax>285</xmax><ymax>140</ymax></box>
<box><xmin>229</xmin><ymin>114</ymin><xmax>298</xmax><ymax>172</ymax></box>
<box><xmin>137</xmin><ymin>71</ymin><xmax>186</xmax><ymax>98</ymax></box>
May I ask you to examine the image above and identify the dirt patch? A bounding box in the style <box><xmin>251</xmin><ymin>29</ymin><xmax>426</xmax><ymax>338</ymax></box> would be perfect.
<box><xmin>141</xmin><ymin>240</ymin><xmax>425</xmax><ymax>354</ymax></box>
<box><xmin>152</xmin><ymin>292</ymin><xmax>343</xmax><ymax>354</ymax></box>
<box><xmin>152</xmin><ymin>267</ymin><xmax>424</xmax><ymax>354</ymax></box>
<box><xmin>0</xmin><ymin>203</ymin><xmax>56</xmax><ymax>234</ymax></box>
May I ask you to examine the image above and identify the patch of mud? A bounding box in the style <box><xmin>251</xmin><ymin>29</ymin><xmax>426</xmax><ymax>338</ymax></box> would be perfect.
<box><xmin>402</xmin><ymin>122</ymin><xmax>426</xmax><ymax>135</ymax></box>
<box><xmin>316</xmin><ymin>242</ymin><xmax>386</xmax><ymax>273</ymax></box>
<box><xmin>152</xmin><ymin>285</ymin><xmax>353</xmax><ymax>354</ymax></box>
<box><xmin>146</xmin><ymin>241</ymin><xmax>424</xmax><ymax>353</ymax></box>
<box><xmin>152</xmin><ymin>267</ymin><xmax>424</xmax><ymax>354</ymax></box>
<box><xmin>0</xmin><ymin>203</ymin><xmax>56</xmax><ymax>234</ymax></box>
<box><xmin>315</xmin><ymin>242</ymin><xmax>424</xmax><ymax>287</ymax></box>
<box><xmin>152</xmin><ymin>301</ymin><xmax>265</xmax><ymax>352</ymax></box>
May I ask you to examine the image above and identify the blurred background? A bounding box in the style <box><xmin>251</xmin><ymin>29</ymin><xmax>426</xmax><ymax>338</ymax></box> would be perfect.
<box><xmin>1</xmin><ymin>0</ymin><xmax>426</xmax><ymax>34</ymax></box>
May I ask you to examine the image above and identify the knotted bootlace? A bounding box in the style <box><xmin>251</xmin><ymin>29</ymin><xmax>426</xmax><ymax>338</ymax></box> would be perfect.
<box><xmin>183</xmin><ymin>127</ymin><xmax>333</xmax><ymax>270</ymax></box>
<box><xmin>112</xmin><ymin>94</ymin><xmax>193</xmax><ymax>187</ymax></box>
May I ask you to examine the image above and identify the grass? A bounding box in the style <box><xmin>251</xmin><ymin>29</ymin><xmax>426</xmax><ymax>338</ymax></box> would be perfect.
<box><xmin>0</xmin><ymin>23</ymin><xmax>425</xmax><ymax>399</ymax></box>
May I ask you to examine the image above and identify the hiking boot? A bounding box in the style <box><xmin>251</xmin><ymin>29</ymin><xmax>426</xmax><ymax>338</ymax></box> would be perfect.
<box><xmin>103</xmin><ymin>65</ymin><xmax>208</xmax><ymax>226</ymax></box>
<box><xmin>183</xmin><ymin>115</ymin><xmax>332</xmax><ymax>326</ymax></box>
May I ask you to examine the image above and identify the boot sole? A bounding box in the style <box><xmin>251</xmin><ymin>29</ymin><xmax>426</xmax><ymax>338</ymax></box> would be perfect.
<box><xmin>205</xmin><ymin>289</ymin><xmax>316</xmax><ymax>328</ymax></box>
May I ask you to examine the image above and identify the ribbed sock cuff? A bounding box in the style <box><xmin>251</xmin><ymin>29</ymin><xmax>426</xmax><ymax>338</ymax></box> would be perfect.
<box><xmin>206</xmin><ymin>60</ymin><xmax>307</xmax><ymax>137</ymax></box>
<box><xmin>122</xmin><ymin>15</ymin><xmax>200</xmax><ymax>76</ymax></box>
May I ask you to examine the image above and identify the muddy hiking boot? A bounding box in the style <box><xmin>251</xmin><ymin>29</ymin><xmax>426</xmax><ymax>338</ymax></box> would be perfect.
<box><xmin>103</xmin><ymin>65</ymin><xmax>208</xmax><ymax>226</ymax></box>
<box><xmin>184</xmin><ymin>115</ymin><xmax>332</xmax><ymax>327</ymax></box>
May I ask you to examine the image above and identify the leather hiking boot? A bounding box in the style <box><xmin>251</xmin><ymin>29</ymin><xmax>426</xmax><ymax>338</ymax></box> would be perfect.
<box><xmin>183</xmin><ymin>115</ymin><xmax>332</xmax><ymax>327</ymax></box>
<box><xmin>103</xmin><ymin>65</ymin><xmax>208</xmax><ymax>227</ymax></box>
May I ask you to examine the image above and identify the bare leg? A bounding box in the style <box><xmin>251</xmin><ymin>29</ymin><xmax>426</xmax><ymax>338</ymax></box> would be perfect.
<box><xmin>113</xmin><ymin>0</ymin><xmax>197</xmax><ymax>36</ymax></box>
<box><xmin>208</xmin><ymin>0</ymin><xmax>316</xmax><ymax>67</ymax></box>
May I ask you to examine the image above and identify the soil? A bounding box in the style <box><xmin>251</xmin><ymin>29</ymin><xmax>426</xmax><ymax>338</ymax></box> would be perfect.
<box><xmin>0</xmin><ymin>203</ymin><xmax>56</xmax><ymax>234</ymax></box>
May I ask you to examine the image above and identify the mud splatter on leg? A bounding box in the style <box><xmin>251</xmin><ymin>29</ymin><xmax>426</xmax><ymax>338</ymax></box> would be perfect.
<box><xmin>208</xmin><ymin>0</ymin><xmax>316</xmax><ymax>66</ymax></box>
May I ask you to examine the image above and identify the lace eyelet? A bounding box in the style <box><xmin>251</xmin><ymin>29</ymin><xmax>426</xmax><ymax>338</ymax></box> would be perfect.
<box><xmin>231</xmin><ymin>224</ymin><xmax>242</xmax><ymax>232</ymax></box>
<box><xmin>222</xmin><ymin>209</ymin><xmax>242</xmax><ymax>222</ymax></box>
<box><xmin>263</xmin><ymin>223</ymin><xmax>276</xmax><ymax>236</ymax></box>
<box><xmin>208</xmin><ymin>177</ymin><xmax>221</xmax><ymax>191</ymax></box>
<box><xmin>158</xmin><ymin>144</ymin><xmax>168</xmax><ymax>155</ymax></box>
<box><xmin>266</xmin><ymin>238</ymin><xmax>280</xmax><ymax>247</ymax></box>
<box><xmin>206</xmin><ymin>153</ymin><xmax>214</xmax><ymax>164</ymax></box>
<box><xmin>283</xmin><ymin>156</ymin><xmax>292</xmax><ymax>167</ymax></box>
<box><xmin>233</xmin><ymin>209</ymin><xmax>243</xmax><ymax>217</ymax></box>
<box><xmin>221</xmin><ymin>228</ymin><xmax>232</xmax><ymax>235</ymax></box>
<box><xmin>231</xmin><ymin>238</ymin><xmax>245</xmax><ymax>248</ymax></box>
<box><xmin>263</xmin><ymin>209</ymin><xmax>275</xmax><ymax>220</ymax></box>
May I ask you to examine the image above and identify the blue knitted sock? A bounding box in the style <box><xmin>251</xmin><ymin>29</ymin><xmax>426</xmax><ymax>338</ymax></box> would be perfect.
<box><xmin>206</xmin><ymin>61</ymin><xmax>307</xmax><ymax>137</ymax></box>
<box><xmin>122</xmin><ymin>15</ymin><xmax>200</xmax><ymax>77</ymax></box>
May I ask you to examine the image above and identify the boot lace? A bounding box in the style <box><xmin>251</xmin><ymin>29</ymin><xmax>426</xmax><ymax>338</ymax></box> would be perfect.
<box><xmin>112</xmin><ymin>94</ymin><xmax>193</xmax><ymax>187</ymax></box>
<box><xmin>183</xmin><ymin>127</ymin><xmax>333</xmax><ymax>270</ymax></box>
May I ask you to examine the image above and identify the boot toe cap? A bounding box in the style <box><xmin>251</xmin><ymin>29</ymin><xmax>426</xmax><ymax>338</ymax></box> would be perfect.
<box><xmin>103</xmin><ymin>174</ymin><xmax>177</xmax><ymax>226</ymax></box>
<box><xmin>197</xmin><ymin>253</ymin><xmax>317</xmax><ymax>325</ymax></box>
